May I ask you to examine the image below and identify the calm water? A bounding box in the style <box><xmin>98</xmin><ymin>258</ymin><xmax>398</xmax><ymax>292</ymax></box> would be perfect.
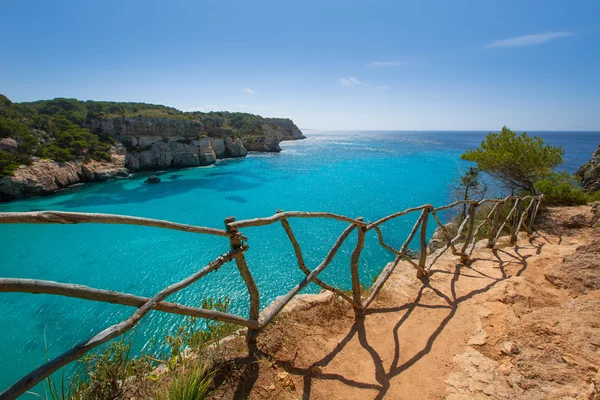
<box><xmin>1</xmin><ymin>130</ymin><xmax>598</xmax><ymax>394</ymax></box>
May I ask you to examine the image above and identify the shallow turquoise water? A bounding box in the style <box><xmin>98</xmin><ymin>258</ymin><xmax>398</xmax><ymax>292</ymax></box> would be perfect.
<box><xmin>1</xmin><ymin>130</ymin><xmax>598</xmax><ymax>394</ymax></box>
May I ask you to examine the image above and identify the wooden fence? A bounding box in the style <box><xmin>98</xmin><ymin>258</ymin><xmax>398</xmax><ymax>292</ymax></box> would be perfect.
<box><xmin>0</xmin><ymin>194</ymin><xmax>542</xmax><ymax>399</ymax></box>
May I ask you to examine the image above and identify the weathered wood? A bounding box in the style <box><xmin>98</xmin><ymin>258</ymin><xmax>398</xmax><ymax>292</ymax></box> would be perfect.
<box><xmin>0</xmin><ymin>276</ymin><xmax>257</xmax><ymax>329</ymax></box>
<box><xmin>430</xmin><ymin>210</ymin><xmax>459</xmax><ymax>256</ymax></box>
<box><xmin>493</xmin><ymin>198</ymin><xmax>520</xmax><ymax>244</ymax></box>
<box><xmin>514</xmin><ymin>198</ymin><xmax>536</xmax><ymax>237</ymax></box>
<box><xmin>425</xmin><ymin>213</ymin><xmax>471</xmax><ymax>271</ymax></box>
<box><xmin>459</xmin><ymin>203</ymin><xmax>477</xmax><ymax>263</ymax></box>
<box><xmin>258</xmin><ymin>223</ymin><xmax>357</xmax><ymax>328</ymax></box>
<box><xmin>0</xmin><ymin>248</ymin><xmax>242</xmax><ymax>400</ymax></box>
<box><xmin>278</xmin><ymin>216</ymin><xmax>357</xmax><ymax>307</ymax></box>
<box><xmin>467</xmin><ymin>202</ymin><xmax>502</xmax><ymax>257</ymax></box>
<box><xmin>224</xmin><ymin>217</ymin><xmax>260</xmax><ymax>347</ymax></box>
<box><xmin>350</xmin><ymin>218</ymin><xmax>366</xmax><ymax>312</ymax></box>
<box><xmin>487</xmin><ymin>198</ymin><xmax>506</xmax><ymax>248</ymax></box>
<box><xmin>432</xmin><ymin>200</ymin><xmax>474</xmax><ymax>212</ymax></box>
<box><xmin>528</xmin><ymin>196</ymin><xmax>542</xmax><ymax>232</ymax></box>
<box><xmin>227</xmin><ymin>211</ymin><xmax>367</xmax><ymax>230</ymax></box>
<box><xmin>367</xmin><ymin>205</ymin><xmax>429</xmax><ymax>229</ymax></box>
<box><xmin>417</xmin><ymin>208</ymin><xmax>430</xmax><ymax>277</ymax></box>
<box><xmin>363</xmin><ymin>211</ymin><xmax>426</xmax><ymax>308</ymax></box>
<box><xmin>372</xmin><ymin>226</ymin><xmax>420</xmax><ymax>270</ymax></box>
<box><xmin>400</xmin><ymin>209</ymin><xmax>427</xmax><ymax>254</ymax></box>
<box><xmin>509</xmin><ymin>198</ymin><xmax>523</xmax><ymax>244</ymax></box>
<box><xmin>0</xmin><ymin>211</ymin><xmax>232</xmax><ymax>238</ymax></box>
<box><xmin>0</xmin><ymin>193</ymin><xmax>545</xmax><ymax>398</ymax></box>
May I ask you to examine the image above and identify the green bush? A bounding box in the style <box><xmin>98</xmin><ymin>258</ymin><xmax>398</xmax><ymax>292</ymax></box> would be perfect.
<box><xmin>534</xmin><ymin>172</ymin><xmax>588</xmax><ymax>206</ymax></box>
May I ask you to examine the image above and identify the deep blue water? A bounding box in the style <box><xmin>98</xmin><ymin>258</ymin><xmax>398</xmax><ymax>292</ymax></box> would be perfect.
<box><xmin>1</xmin><ymin>130</ymin><xmax>598</xmax><ymax>395</ymax></box>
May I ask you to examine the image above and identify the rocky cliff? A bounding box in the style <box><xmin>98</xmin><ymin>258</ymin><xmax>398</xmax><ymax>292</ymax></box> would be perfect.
<box><xmin>576</xmin><ymin>143</ymin><xmax>600</xmax><ymax>193</ymax></box>
<box><xmin>0</xmin><ymin>146</ymin><xmax>128</xmax><ymax>201</ymax></box>
<box><xmin>87</xmin><ymin>116</ymin><xmax>303</xmax><ymax>171</ymax></box>
<box><xmin>0</xmin><ymin>94</ymin><xmax>305</xmax><ymax>201</ymax></box>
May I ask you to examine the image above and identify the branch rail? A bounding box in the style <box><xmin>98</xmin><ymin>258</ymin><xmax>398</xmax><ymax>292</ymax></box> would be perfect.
<box><xmin>0</xmin><ymin>194</ymin><xmax>542</xmax><ymax>399</ymax></box>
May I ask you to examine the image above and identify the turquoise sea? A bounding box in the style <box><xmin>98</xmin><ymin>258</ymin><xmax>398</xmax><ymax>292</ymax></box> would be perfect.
<box><xmin>1</xmin><ymin>130</ymin><xmax>599</xmax><ymax>394</ymax></box>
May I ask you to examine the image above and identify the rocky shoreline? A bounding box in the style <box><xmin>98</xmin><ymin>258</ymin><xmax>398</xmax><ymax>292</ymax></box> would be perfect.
<box><xmin>0</xmin><ymin>116</ymin><xmax>305</xmax><ymax>201</ymax></box>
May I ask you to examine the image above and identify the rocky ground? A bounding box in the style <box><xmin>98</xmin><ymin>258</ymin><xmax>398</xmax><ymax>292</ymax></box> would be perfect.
<box><xmin>208</xmin><ymin>205</ymin><xmax>600</xmax><ymax>399</ymax></box>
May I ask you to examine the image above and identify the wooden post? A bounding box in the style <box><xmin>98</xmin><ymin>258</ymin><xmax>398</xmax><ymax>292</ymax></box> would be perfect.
<box><xmin>509</xmin><ymin>199</ymin><xmax>522</xmax><ymax>244</ymax></box>
<box><xmin>528</xmin><ymin>197</ymin><xmax>541</xmax><ymax>233</ymax></box>
<box><xmin>350</xmin><ymin>217</ymin><xmax>366</xmax><ymax>317</ymax></box>
<box><xmin>224</xmin><ymin>216</ymin><xmax>260</xmax><ymax>349</ymax></box>
<box><xmin>487</xmin><ymin>200</ymin><xmax>502</xmax><ymax>248</ymax></box>
<box><xmin>460</xmin><ymin>203</ymin><xmax>477</xmax><ymax>264</ymax></box>
<box><xmin>417</xmin><ymin>207</ymin><xmax>430</xmax><ymax>278</ymax></box>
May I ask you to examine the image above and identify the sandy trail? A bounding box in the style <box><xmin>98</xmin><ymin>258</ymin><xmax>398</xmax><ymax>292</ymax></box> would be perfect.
<box><xmin>218</xmin><ymin>206</ymin><xmax>599</xmax><ymax>400</ymax></box>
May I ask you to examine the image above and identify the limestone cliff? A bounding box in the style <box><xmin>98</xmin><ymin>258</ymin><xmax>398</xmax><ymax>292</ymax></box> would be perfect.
<box><xmin>576</xmin><ymin>143</ymin><xmax>600</xmax><ymax>193</ymax></box>
<box><xmin>0</xmin><ymin>94</ymin><xmax>305</xmax><ymax>201</ymax></box>
<box><xmin>87</xmin><ymin>116</ymin><xmax>301</xmax><ymax>170</ymax></box>
<box><xmin>0</xmin><ymin>146</ymin><xmax>128</xmax><ymax>201</ymax></box>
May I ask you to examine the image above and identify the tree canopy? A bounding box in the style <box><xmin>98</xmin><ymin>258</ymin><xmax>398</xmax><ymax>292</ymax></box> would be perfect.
<box><xmin>461</xmin><ymin>127</ymin><xmax>564</xmax><ymax>194</ymax></box>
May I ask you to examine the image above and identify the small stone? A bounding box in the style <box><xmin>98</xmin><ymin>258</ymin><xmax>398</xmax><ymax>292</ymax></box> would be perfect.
<box><xmin>310</xmin><ymin>366</ymin><xmax>322</xmax><ymax>375</ymax></box>
<box><xmin>500</xmin><ymin>341</ymin><xmax>520</xmax><ymax>356</ymax></box>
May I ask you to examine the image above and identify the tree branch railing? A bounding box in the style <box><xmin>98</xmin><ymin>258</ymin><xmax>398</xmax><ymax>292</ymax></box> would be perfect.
<box><xmin>0</xmin><ymin>194</ymin><xmax>542</xmax><ymax>399</ymax></box>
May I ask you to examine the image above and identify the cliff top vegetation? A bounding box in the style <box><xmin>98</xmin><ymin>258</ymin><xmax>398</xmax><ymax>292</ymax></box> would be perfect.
<box><xmin>0</xmin><ymin>94</ymin><xmax>293</xmax><ymax>177</ymax></box>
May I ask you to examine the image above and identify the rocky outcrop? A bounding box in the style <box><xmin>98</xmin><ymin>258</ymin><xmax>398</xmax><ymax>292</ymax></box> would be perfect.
<box><xmin>576</xmin><ymin>143</ymin><xmax>600</xmax><ymax>193</ymax></box>
<box><xmin>210</xmin><ymin>138</ymin><xmax>226</xmax><ymax>159</ymax></box>
<box><xmin>87</xmin><ymin>116</ymin><xmax>303</xmax><ymax>170</ymax></box>
<box><xmin>243</xmin><ymin>121</ymin><xmax>306</xmax><ymax>152</ymax></box>
<box><xmin>0</xmin><ymin>148</ymin><xmax>128</xmax><ymax>201</ymax></box>
<box><xmin>224</xmin><ymin>137</ymin><xmax>248</xmax><ymax>157</ymax></box>
<box><xmin>145</xmin><ymin>175</ymin><xmax>161</xmax><ymax>184</ymax></box>
<box><xmin>267</xmin><ymin>118</ymin><xmax>306</xmax><ymax>140</ymax></box>
<box><xmin>0</xmin><ymin>138</ymin><xmax>18</xmax><ymax>152</ymax></box>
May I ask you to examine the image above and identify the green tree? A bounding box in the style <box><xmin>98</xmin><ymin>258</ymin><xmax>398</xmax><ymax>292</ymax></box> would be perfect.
<box><xmin>461</xmin><ymin>127</ymin><xmax>564</xmax><ymax>194</ymax></box>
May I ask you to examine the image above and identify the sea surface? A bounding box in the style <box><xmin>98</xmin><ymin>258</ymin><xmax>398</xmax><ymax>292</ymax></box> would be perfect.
<box><xmin>1</xmin><ymin>130</ymin><xmax>599</xmax><ymax>394</ymax></box>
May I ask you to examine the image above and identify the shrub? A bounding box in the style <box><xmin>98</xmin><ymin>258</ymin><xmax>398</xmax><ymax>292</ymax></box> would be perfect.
<box><xmin>534</xmin><ymin>172</ymin><xmax>588</xmax><ymax>206</ymax></box>
<box><xmin>159</xmin><ymin>365</ymin><xmax>216</xmax><ymax>400</ymax></box>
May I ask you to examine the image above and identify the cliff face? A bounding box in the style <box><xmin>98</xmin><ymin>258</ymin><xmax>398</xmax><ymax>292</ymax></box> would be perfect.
<box><xmin>87</xmin><ymin>116</ymin><xmax>302</xmax><ymax>170</ymax></box>
<box><xmin>0</xmin><ymin>146</ymin><xmax>128</xmax><ymax>201</ymax></box>
<box><xmin>576</xmin><ymin>143</ymin><xmax>600</xmax><ymax>193</ymax></box>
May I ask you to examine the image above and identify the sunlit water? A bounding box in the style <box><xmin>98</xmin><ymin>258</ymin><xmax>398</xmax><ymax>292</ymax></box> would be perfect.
<box><xmin>1</xmin><ymin>130</ymin><xmax>598</xmax><ymax>394</ymax></box>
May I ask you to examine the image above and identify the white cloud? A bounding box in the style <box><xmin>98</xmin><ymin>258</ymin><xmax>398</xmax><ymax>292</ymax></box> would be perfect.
<box><xmin>486</xmin><ymin>31</ymin><xmax>574</xmax><ymax>48</ymax></box>
<box><xmin>242</xmin><ymin>88</ymin><xmax>256</xmax><ymax>94</ymax></box>
<box><xmin>337</xmin><ymin>77</ymin><xmax>369</xmax><ymax>87</ymax></box>
<box><xmin>368</xmin><ymin>61</ymin><xmax>405</xmax><ymax>68</ymax></box>
<box><xmin>377</xmin><ymin>84</ymin><xmax>390</xmax><ymax>90</ymax></box>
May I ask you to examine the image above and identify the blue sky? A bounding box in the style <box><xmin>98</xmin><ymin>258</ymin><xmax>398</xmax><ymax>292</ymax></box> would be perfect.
<box><xmin>1</xmin><ymin>0</ymin><xmax>599</xmax><ymax>131</ymax></box>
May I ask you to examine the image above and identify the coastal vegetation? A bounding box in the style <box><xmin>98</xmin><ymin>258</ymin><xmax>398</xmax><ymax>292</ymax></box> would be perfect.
<box><xmin>42</xmin><ymin>297</ymin><xmax>236</xmax><ymax>400</ymax></box>
<box><xmin>460</xmin><ymin>127</ymin><xmax>600</xmax><ymax>205</ymax></box>
<box><xmin>0</xmin><ymin>94</ymin><xmax>297</xmax><ymax>179</ymax></box>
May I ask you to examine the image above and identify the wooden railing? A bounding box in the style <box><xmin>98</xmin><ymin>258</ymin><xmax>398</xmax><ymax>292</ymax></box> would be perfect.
<box><xmin>0</xmin><ymin>194</ymin><xmax>542</xmax><ymax>399</ymax></box>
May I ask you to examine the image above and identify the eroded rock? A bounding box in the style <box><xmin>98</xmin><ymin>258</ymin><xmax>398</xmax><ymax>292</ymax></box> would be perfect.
<box><xmin>0</xmin><ymin>150</ymin><xmax>128</xmax><ymax>201</ymax></box>
<box><xmin>576</xmin><ymin>143</ymin><xmax>600</xmax><ymax>193</ymax></box>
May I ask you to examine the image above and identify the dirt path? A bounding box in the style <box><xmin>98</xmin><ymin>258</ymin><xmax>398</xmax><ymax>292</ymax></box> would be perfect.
<box><xmin>218</xmin><ymin>206</ymin><xmax>600</xmax><ymax>400</ymax></box>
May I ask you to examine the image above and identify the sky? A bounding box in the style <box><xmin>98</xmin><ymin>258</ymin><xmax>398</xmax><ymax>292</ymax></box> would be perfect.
<box><xmin>1</xmin><ymin>0</ymin><xmax>599</xmax><ymax>131</ymax></box>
